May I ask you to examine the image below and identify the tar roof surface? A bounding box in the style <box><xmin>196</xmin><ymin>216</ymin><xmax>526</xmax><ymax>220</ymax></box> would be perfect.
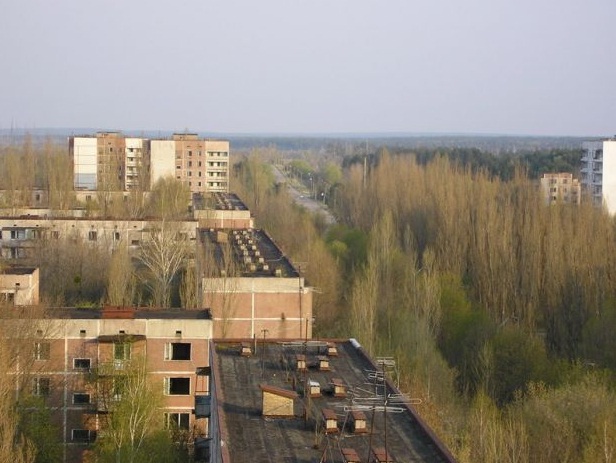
<box><xmin>203</xmin><ymin>228</ymin><xmax>298</xmax><ymax>278</ymax></box>
<box><xmin>212</xmin><ymin>339</ymin><xmax>454</xmax><ymax>463</ymax></box>
<box><xmin>56</xmin><ymin>308</ymin><xmax>212</xmax><ymax>320</ymax></box>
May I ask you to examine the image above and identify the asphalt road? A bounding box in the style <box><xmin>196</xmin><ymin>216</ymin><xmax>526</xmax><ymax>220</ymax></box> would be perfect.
<box><xmin>272</xmin><ymin>164</ymin><xmax>336</xmax><ymax>225</ymax></box>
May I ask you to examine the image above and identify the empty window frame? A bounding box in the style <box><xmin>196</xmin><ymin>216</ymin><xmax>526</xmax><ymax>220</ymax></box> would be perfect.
<box><xmin>164</xmin><ymin>342</ymin><xmax>191</xmax><ymax>361</ymax></box>
<box><xmin>164</xmin><ymin>412</ymin><xmax>190</xmax><ymax>430</ymax></box>
<box><xmin>32</xmin><ymin>377</ymin><xmax>50</xmax><ymax>396</ymax></box>
<box><xmin>88</xmin><ymin>231</ymin><xmax>97</xmax><ymax>241</ymax></box>
<box><xmin>34</xmin><ymin>342</ymin><xmax>50</xmax><ymax>360</ymax></box>
<box><xmin>72</xmin><ymin>429</ymin><xmax>96</xmax><ymax>443</ymax></box>
<box><xmin>112</xmin><ymin>377</ymin><xmax>126</xmax><ymax>401</ymax></box>
<box><xmin>10</xmin><ymin>230</ymin><xmax>25</xmax><ymax>240</ymax></box>
<box><xmin>114</xmin><ymin>343</ymin><xmax>131</xmax><ymax>361</ymax></box>
<box><xmin>164</xmin><ymin>377</ymin><xmax>190</xmax><ymax>395</ymax></box>
<box><xmin>74</xmin><ymin>358</ymin><xmax>91</xmax><ymax>370</ymax></box>
<box><xmin>73</xmin><ymin>393</ymin><xmax>90</xmax><ymax>405</ymax></box>
<box><xmin>1</xmin><ymin>292</ymin><xmax>15</xmax><ymax>304</ymax></box>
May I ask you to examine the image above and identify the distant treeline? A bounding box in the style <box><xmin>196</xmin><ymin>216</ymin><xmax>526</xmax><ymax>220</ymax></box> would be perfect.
<box><xmin>0</xmin><ymin>129</ymin><xmax>593</xmax><ymax>154</ymax></box>
<box><xmin>343</xmin><ymin>146</ymin><xmax>583</xmax><ymax>180</ymax></box>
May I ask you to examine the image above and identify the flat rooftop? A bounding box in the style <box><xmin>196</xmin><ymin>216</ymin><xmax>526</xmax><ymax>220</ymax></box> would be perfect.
<box><xmin>202</xmin><ymin>228</ymin><xmax>298</xmax><ymax>278</ymax></box>
<box><xmin>52</xmin><ymin>307</ymin><xmax>212</xmax><ymax>320</ymax></box>
<box><xmin>0</xmin><ymin>266</ymin><xmax>37</xmax><ymax>275</ymax></box>
<box><xmin>193</xmin><ymin>192</ymin><xmax>249</xmax><ymax>212</ymax></box>
<box><xmin>211</xmin><ymin>339</ymin><xmax>455</xmax><ymax>463</ymax></box>
<box><xmin>212</xmin><ymin>193</ymin><xmax>249</xmax><ymax>211</ymax></box>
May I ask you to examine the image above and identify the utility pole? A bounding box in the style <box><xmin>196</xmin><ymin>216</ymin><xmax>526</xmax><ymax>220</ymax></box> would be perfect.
<box><xmin>298</xmin><ymin>265</ymin><xmax>303</xmax><ymax>339</ymax></box>
<box><xmin>260</xmin><ymin>329</ymin><xmax>269</xmax><ymax>377</ymax></box>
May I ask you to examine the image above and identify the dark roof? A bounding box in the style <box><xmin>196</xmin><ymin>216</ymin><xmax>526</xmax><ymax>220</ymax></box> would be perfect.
<box><xmin>53</xmin><ymin>308</ymin><xmax>212</xmax><ymax>320</ymax></box>
<box><xmin>202</xmin><ymin>228</ymin><xmax>299</xmax><ymax>278</ymax></box>
<box><xmin>1</xmin><ymin>267</ymin><xmax>37</xmax><ymax>275</ymax></box>
<box><xmin>210</xmin><ymin>192</ymin><xmax>249</xmax><ymax>211</ymax></box>
<box><xmin>259</xmin><ymin>384</ymin><xmax>299</xmax><ymax>400</ymax></box>
<box><xmin>210</xmin><ymin>339</ymin><xmax>456</xmax><ymax>463</ymax></box>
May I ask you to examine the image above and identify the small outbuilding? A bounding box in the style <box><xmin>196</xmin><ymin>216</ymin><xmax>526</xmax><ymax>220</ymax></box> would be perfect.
<box><xmin>259</xmin><ymin>384</ymin><xmax>298</xmax><ymax>417</ymax></box>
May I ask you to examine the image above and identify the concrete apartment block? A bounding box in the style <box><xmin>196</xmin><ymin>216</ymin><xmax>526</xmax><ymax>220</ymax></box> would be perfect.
<box><xmin>581</xmin><ymin>139</ymin><xmax>616</xmax><ymax>214</ymax></box>
<box><xmin>69</xmin><ymin>132</ymin><xmax>230</xmax><ymax>195</ymax></box>
<box><xmin>5</xmin><ymin>308</ymin><xmax>213</xmax><ymax>463</ymax></box>
<box><xmin>540</xmin><ymin>172</ymin><xmax>581</xmax><ymax>205</ymax></box>
<box><xmin>0</xmin><ymin>216</ymin><xmax>198</xmax><ymax>260</ymax></box>
<box><xmin>0</xmin><ymin>266</ymin><xmax>39</xmax><ymax>305</ymax></box>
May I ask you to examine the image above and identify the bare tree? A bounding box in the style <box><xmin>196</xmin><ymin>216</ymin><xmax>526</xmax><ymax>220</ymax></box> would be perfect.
<box><xmin>43</xmin><ymin>138</ymin><xmax>75</xmax><ymax>211</ymax></box>
<box><xmin>201</xmin><ymin>238</ymin><xmax>239</xmax><ymax>338</ymax></box>
<box><xmin>0</xmin><ymin>339</ymin><xmax>36</xmax><ymax>463</ymax></box>
<box><xmin>145</xmin><ymin>177</ymin><xmax>190</xmax><ymax>220</ymax></box>
<box><xmin>0</xmin><ymin>305</ymin><xmax>62</xmax><ymax>463</ymax></box>
<box><xmin>179</xmin><ymin>263</ymin><xmax>199</xmax><ymax>310</ymax></box>
<box><xmin>106</xmin><ymin>246</ymin><xmax>136</xmax><ymax>307</ymax></box>
<box><xmin>137</xmin><ymin>220</ymin><xmax>191</xmax><ymax>308</ymax></box>
<box><xmin>91</xmin><ymin>355</ymin><xmax>181</xmax><ymax>463</ymax></box>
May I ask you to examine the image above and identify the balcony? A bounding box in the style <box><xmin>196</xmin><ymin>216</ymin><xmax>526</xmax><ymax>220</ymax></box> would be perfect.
<box><xmin>194</xmin><ymin>394</ymin><xmax>211</xmax><ymax>418</ymax></box>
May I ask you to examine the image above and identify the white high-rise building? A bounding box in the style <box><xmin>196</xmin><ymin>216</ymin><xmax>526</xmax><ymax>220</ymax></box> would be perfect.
<box><xmin>69</xmin><ymin>133</ymin><xmax>230</xmax><ymax>194</ymax></box>
<box><xmin>581</xmin><ymin>140</ymin><xmax>616</xmax><ymax>214</ymax></box>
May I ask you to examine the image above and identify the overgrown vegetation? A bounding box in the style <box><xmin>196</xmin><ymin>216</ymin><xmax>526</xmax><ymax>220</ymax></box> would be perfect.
<box><xmin>1</xmin><ymin>136</ymin><xmax>614</xmax><ymax>461</ymax></box>
<box><xmin>232</xmin><ymin>146</ymin><xmax>616</xmax><ymax>463</ymax></box>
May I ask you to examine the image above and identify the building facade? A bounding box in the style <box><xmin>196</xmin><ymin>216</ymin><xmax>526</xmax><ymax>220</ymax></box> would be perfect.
<box><xmin>164</xmin><ymin>134</ymin><xmax>229</xmax><ymax>194</ymax></box>
<box><xmin>8</xmin><ymin>308</ymin><xmax>212</xmax><ymax>463</ymax></box>
<box><xmin>540</xmin><ymin>173</ymin><xmax>581</xmax><ymax>205</ymax></box>
<box><xmin>0</xmin><ymin>266</ymin><xmax>39</xmax><ymax>305</ymax></box>
<box><xmin>0</xmin><ymin>216</ymin><xmax>198</xmax><ymax>260</ymax></box>
<box><xmin>70</xmin><ymin>132</ymin><xmax>229</xmax><ymax>195</ymax></box>
<box><xmin>200</xmin><ymin>228</ymin><xmax>313</xmax><ymax>339</ymax></box>
<box><xmin>581</xmin><ymin>139</ymin><xmax>616</xmax><ymax>213</ymax></box>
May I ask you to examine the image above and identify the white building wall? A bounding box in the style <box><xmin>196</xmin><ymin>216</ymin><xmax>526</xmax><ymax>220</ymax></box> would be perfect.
<box><xmin>72</xmin><ymin>137</ymin><xmax>98</xmax><ymax>190</ymax></box>
<box><xmin>602</xmin><ymin>141</ymin><xmax>616</xmax><ymax>215</ymax></box>
<box><xmin>150</xmin><ymin>140</ymin><xmax>176</xmax><ymax>185</ymax></box>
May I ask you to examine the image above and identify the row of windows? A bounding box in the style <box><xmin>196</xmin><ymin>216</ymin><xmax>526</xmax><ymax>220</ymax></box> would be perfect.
<box><xmin>2</xmin><ymin>229</ymin><xmax>42</xmax><ymax>240</ymax></box>
<box><xmin>33</xmin><ymin>342</ymin><xmax>192</xmax><ymax>362</ymax></box>
<box><xmin>180</xmin><ymin>150</ymin><xmax>229</xmax><ymax>158</ymax></box>
<box><xmin>71</xmin><ymin>413</ymin><xmax>190</xmax><ymax>443</ymax></box>
<box><xmin>33</xmin><ymin>376</ymin><xmax>193</xmax><ymax>397</ymax></box>
<box><xmin>4</xmin><ymin>230</ymin><xmax>189</xmax><ymax>243</ymax></box>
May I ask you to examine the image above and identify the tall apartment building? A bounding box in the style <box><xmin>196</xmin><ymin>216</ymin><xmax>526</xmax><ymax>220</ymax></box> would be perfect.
<box><xmin>70</xmin><ymin>132</ymin><xmax>229</xmax><ymax>194</ymax></box>
<box><xmin>540</xmin><ymin>173</ymin><xmax>581</xmax><ymax>205</ymax></box>
<box><xmin>163</xmin><ymin>133</ymin><xmax>230</xmax><ymax>194</ymax></box>
<box><xmin>581</xmin><ymin>139</ymin><xmax>616</xmax><ymax>213</ymax></box>
<box><xmin>70</xmin><ymin>132</ymin><xmax>130</xmax><ymax>191</ymax></box>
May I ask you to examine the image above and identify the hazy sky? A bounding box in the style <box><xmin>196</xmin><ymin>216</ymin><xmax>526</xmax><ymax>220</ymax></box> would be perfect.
<box><xmin>1</xmin><ymin>0</ymin><xmax>614</xmax><ymax>136</ymax></box>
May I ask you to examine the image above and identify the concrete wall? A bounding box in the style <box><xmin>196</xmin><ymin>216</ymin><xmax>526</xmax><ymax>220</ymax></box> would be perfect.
<box><xmin>202</xmin><ymin>277</ymin><xmax>313</xmax><ymax>339</ymax></box>
<box><xmin>71</xmin><ymin>137</ymin><xmax>97</xmax><ymax>190</ymax></box>
<box><xmin>0</xmin><ymin>267</ymin><xmax>39</xmax><ymax>305</ymax></box>
<box><xmin>7</xmin><ymin>315</ymin><xmax>212</xmax><ymax>463</ymax></box>
<box><xmin>195</xmin><ymin>209</ymin><xmax>254</xmax><ymax>229</ymax></box>
<box><xmin>150</xmin><ymin>140</ymin><xmax>176</xmax><ymax>185</ymax></box>
<box><xmin>602</xmin><ymin>141</ymin><xmax>616</xmax><ymax>214</ymax></box>
<box><xmin>0</xmin><ymin>217</ymin><xmax>199</xmax><ymax>257</ymax></box>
